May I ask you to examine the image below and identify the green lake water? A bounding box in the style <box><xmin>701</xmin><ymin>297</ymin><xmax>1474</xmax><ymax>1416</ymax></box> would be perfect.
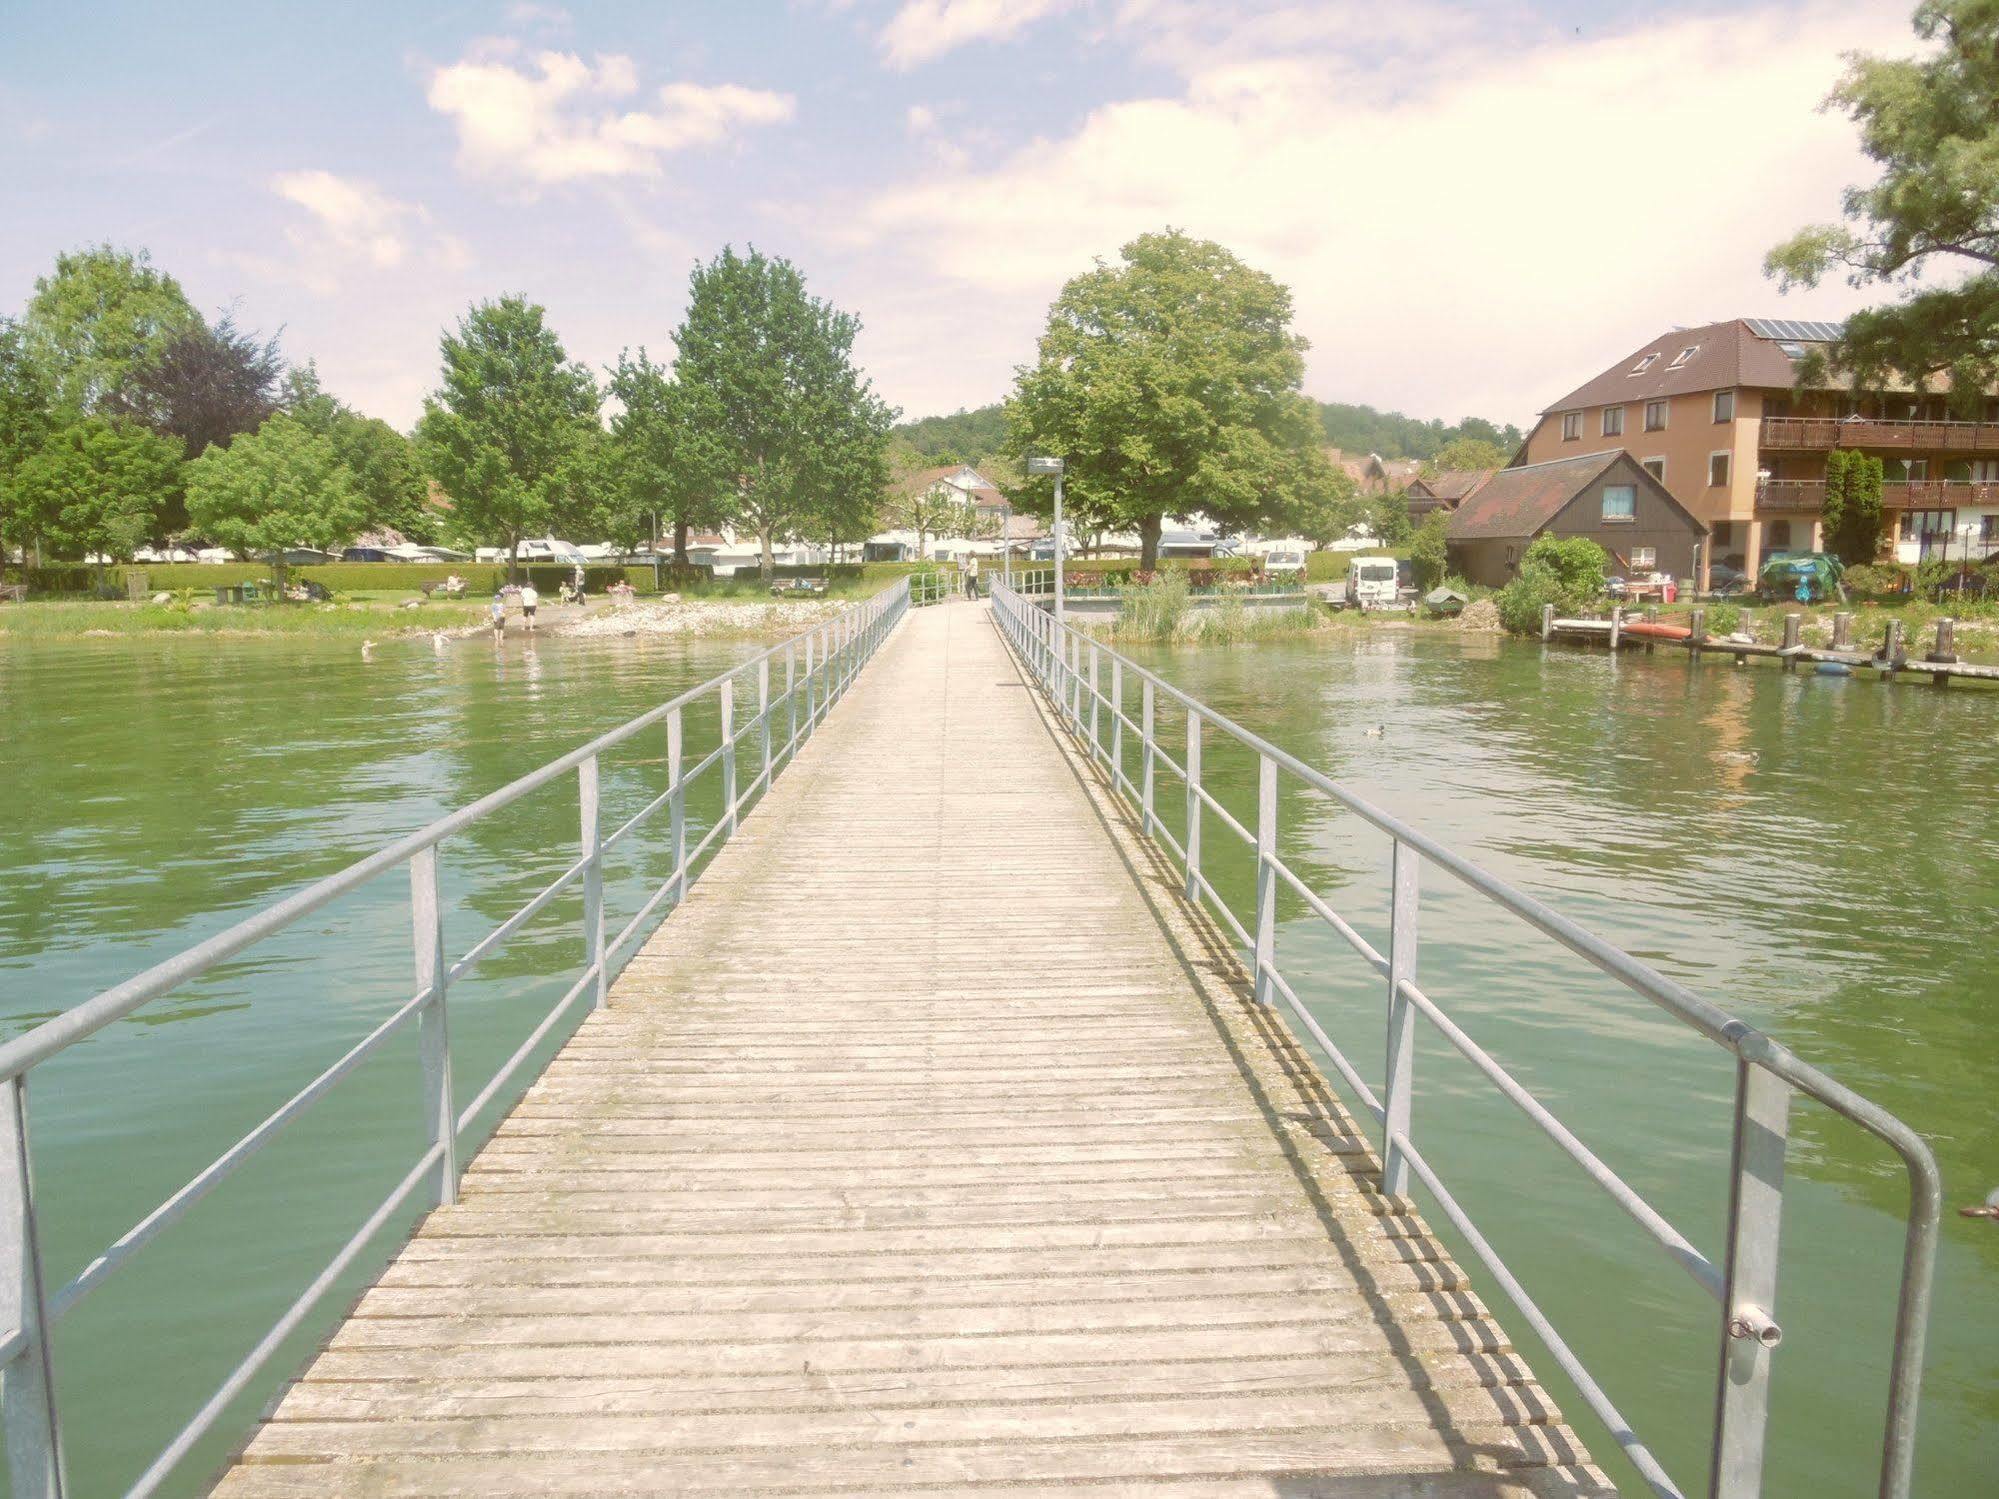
<box><xmin>1</xmin><ymin>622</ymin><xmax>1994</xmax><ymax>1496</ymax></box>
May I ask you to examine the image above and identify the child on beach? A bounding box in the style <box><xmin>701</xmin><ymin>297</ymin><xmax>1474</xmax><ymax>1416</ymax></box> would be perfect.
<box><xmin>489</xmin><ymin>593</ymin><xmax>506</xmax><ymax>638</ymax></box>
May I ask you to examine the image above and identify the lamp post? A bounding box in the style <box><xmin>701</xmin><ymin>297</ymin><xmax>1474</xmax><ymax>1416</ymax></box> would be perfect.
<box><xmin>1028</xmin><ymin>455</ymin><xmax>1066</xmax><ymax>628</ymax></box>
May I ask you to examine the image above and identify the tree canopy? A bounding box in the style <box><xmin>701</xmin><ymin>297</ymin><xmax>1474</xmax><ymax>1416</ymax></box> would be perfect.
<box><xmin>102</xmin><ymin>312</ymin><xmax>285</xmax><ymax>459</ymax></box>
<box><xmin>20</xmin><ymin>245</ymin><xmax>201</xmax><ymax>415</ymax></box>
<box><xmin>185</xmin><ymin>412</ymin><xmax>364</xmax><ymax>586</ymax></box>
<box><xmin>603</xmin><ymin>347</ymin><xmax>724</xmax><ymax>561</ymax></box>
<box><xmin>1426</xmin><ymin>435</ymin><xmax>1509</xmax><ymax>474</ymax></box>
<box><xmin>287</xmin><ymin>364</ymin><xmax>437</xmax><ymax>544</ymax></box>
<box><xmin>416</xmin><ymin>296</ymin><xmax>601</xmax><ymax>573</ymax></box>
<box><xmin>1006</xmin><ymin>230</ymin><xmax>1339</xmax><ymax>568</ymax></box>
<box><xmin>0</xmin><ymin>319</ymin><xmax>56</xmax><ymax>563</ymax></box>
<box><xmin>1317</xmin><ymin>403</ymin><xmax>1523</xmax><ymax>461</ymax></box>
<box><xmin>671</xmin><ymin>247</ymin><xmax>894</xmax><ymax>576</ymax></box>
<box><xmin>15</xmin><ymin>417</ymin><xmax>182</xmax><ymax>575</ymax></box>
<box><xmin>1765</xmin><ymin>0</ymin><xmax>1999</xmax><ymax>406</ymax></box>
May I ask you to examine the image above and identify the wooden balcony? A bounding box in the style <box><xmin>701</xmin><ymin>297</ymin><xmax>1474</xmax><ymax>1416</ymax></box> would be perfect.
<box><xmin>1755</xmin><ymin>479</ymin><xmax>1999</xmax><ymax>513</ymax></box>
<box><xmin>1760</xmin><ymin>415</ymin><xmax>1999</xmax><ymax>452</ymax></box>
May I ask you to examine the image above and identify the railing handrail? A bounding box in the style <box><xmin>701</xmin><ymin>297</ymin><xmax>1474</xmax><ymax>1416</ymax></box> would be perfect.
<box><xmin>0</xmin><ymin>578</ymin><xmax>913</xmax><ymax>1499</ymax></box>
<box><xmin>985</xmin><ymin>579</ymin><xmax>1939</xmax><ymax>1499</ymax></box>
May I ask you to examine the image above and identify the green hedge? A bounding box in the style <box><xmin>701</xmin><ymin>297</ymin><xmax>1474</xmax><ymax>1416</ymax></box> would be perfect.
<box><xmin>4</xmin><ymin>560</ymin><xmax>715</xmax><ymax>597</ymax></box>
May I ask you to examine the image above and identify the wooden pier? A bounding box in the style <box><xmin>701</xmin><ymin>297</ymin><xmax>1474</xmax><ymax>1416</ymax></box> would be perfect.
<box><xmin>213</xmin><ymin>602</ymin><xmax>1607</xmax><ymax>1497</ymax></box>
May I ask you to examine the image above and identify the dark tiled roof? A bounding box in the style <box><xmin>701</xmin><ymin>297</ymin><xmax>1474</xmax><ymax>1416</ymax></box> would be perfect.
<box><xmin>1543</xmin><ymin>319</ymin><xmax>1823</xmax><ymax>413</ymax></box>
<box><xmin>1445</xmin><ymin>452</ymin><xmax>1624</xmax><ymax>540</ymax></box>
<box><xmin>1410</xmin><ymin>469</ymin><xmax>1493</xmax><ymax>503</ymax></box>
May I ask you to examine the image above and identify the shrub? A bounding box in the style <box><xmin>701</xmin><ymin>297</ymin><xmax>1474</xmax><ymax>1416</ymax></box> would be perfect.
<box><xmin>1117</xmin><ymin>572</ymin><xmax>1190</xmax><ymax>640</ymax></box>
<box><xmin>1496</xmin><ymin>571</ymin><xmax>1566</xmax><ymax>635</ymax></box>
<box><xmin>1408</xmin><ymin>512</ymin><xmax>1449</xmax><ymax>591</ymax></box>
<box><xmin>1496</xmin><ymin>534</ymin><xmax>1608</xmax><ymax>634</ymax></box>
<box><xmin>1703</xmin><ymin>602</ymin><xmax>1743</xmax><ymax>635</ymax></box>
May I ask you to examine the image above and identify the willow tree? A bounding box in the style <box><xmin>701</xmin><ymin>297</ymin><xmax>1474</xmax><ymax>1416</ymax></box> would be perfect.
<box><xmin>1005</xmin><ymin>230</ymin><xmax>1339</xmax><ymax>569</ymax></box>
<box><xmin>1765</xmin><ymin>1</ymin><xmax>1999</xmax><ymax>406</ymax></box>
<box><xmin>671</xmin><ymin>247</ymin><xmax>894</xmax><ymax>578</ymax></box>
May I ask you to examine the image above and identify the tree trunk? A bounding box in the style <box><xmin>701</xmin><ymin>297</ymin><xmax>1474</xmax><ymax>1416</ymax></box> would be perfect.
<box><xmin>272</xmin><ymin>556</ymin><xmax>289</xmax><ymax>598</ymax></box>
<box><xmin>759</xmin><ymin>525</ymin><xmax>775</xmax><ymax>580</ymax></box>
<box><xmin>1139</xmin><ymin>514</ymin><xmax>1163</xmax><ymax>572</ymax></box>
<box><xmin>672</xmin><ymin>518</ymin><xmax>689</xmax><ymax>566</ymax></box>
<box><xmin>507</xmin><ymin>537</ymin><xmax>521</xmax><ymax>585</ymax></box>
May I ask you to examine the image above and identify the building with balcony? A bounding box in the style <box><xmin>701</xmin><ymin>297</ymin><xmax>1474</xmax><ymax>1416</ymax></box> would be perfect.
<box><xmin>1515</xmin><ymin>318</ymin><xmax>1999</xmax><ymax>585</ymax></box>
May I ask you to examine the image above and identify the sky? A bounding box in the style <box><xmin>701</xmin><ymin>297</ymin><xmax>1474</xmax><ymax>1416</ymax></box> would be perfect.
<box><xmin>0</xmin><ymin>0</ymin><xmax>1918</xmax><ymax>435</ymax></box>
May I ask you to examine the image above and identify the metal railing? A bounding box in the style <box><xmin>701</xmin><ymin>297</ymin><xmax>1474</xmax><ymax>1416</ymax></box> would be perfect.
<box><xmin>0</xmin><ymin>579</ymin><xmax>912</xmax><ymax>1499</ymax></box>
<box><xmin>987</xmin><ymin>579</ymin><xmax>1940</xmax><ymax>1499</ymax></box>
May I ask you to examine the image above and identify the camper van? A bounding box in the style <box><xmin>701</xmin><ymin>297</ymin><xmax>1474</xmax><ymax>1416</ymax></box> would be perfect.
<box><xmin>1345</xmin><ymin>555</ymin><xmax>1401</xmax><ymax>611</ymax></box>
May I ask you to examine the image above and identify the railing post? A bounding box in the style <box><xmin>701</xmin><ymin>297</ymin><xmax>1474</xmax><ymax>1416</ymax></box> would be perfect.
<box><xmin>1382</xmin><ymin>839</ymin><xmax>1418</xmax><ymax>1197</ymax></box>
<box><xmin>1110</xmin><ymin>658</ymin><xmax>1124</xmax><ymax>789</ymax></box>
<box><xmin>1141</xmin><ymin>679</ymin><xmax>1156</xmax><ymax>836</ymax></box>
<box><xmin>1252</xmin><ymin>754</ymin><xmax>1278</xmax><ymax>1007</ymax></box>
<box><xmin>1089</xmin><ymin>645</ymin><xmax>1101</xmax><ymax>759</ymax></box>
<box><xmin>1</xmin><ymin>1078</ymin><xmax>65</xmax><ymax>1499</ymax></box>
<box><xmin>758</xmin><ymin>656</ymin><xmax>772</xmax><ymax>790</ymax></box>
<box><xmin>1710</xmin><ymin>1061</ymin><xmax>1791</xmax><ymax>1499</ymax></box>
<box><xmin>1069</xmin><ymin>634</ymin><xmax>1082</xmax><ymax>726</ymax></box>
<box><xmin>578</xmin><ymin>755</ymin><xmax>606</xmax><ymax>1009</ymax></box>
<box><xmin>720</xmin><ymin>679</ymin><xmax>738</xmax><ymax>834</ymax></box>
<box><xmin>1184</xmin><ymin>714</ymin><xmax>1202</xmax><ymax>903</ymax></box>
<box><xmin>805</xmin><ymin>631</ymin><xmax>817</xmax><ymax>730</ymax></box>
<box><xmin>408</xmin><ymin>846</ymin><xmax>457</xmax><ymax>1203</ymax></box>
<box><xmin>785</xmin><ymin>642</ymin><xmax>797</xmax><ymax>761</ymax></box>
<box><xmin>666</xmin><ymin>706</ymin><xmax>686</xmax><ymax>903</ymax></box>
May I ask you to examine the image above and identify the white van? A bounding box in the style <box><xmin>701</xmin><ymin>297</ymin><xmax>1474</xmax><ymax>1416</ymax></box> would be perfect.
<box><xmin>1263</xmin><ymin>547</ymin><xmax>1307</xmax><ymax>580</ymax></box>
<box><xmin>1346</xmin><ymin>555</ymin><xmax>1401</xmax><ymax>611</ymax></box>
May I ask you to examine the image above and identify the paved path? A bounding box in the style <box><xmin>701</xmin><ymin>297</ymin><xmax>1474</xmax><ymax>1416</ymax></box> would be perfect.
<box><xmin>215</xmin><ymin>601</ymin><xmax>1609</xmax><ymax>1497</ymax></box>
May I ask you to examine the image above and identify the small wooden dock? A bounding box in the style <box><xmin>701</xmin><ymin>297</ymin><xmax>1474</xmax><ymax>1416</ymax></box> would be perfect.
<box><xmin>214</xmin><ymin>603</ymin><xmax>1607</xmax><ymax>1497</ymax></box>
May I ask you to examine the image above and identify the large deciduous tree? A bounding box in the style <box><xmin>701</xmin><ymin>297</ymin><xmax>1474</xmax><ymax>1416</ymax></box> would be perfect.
<box><xmin>1005</xmin><ymin>230</ymin><xmax>1339</xmax><ymax>570</ymax></box>
<box><xmin>287</xmin><ymin>364</ymin><xmax>437</xmax><ymax>543</ymax></box>
<box><xmin>20</xmin><ymin>245</ymin><xmax>201</xmax><ymax>415</ymax></box>
<box><xmin>185</xmin><ymin>413</ymin><xmax>364</xmax><ymax>592</ymax></box>
<box><xmin>15</xmin><ymin>418</ymin><xmax>182</xmax><ymax>581</ymax></box>
<box><xmin>1765</xmin><ymin>1</ymin><xmax>1999</xmax><ymax>405</ymax></box>
<box><xmin>417</xmin><ymin>297</ymin><xmax>601</xmax><ymax>577</ymax></box>
<box><xmin>671</xmin><ymin>247</ymin><xmax>895</xmax><ymax>578</ymax></box>
<box><xmin>604</xmin><ymin>347</ymin><xmax>720</xmax><ymax>563</ymax></box>
<box><xmin>102</xmin><ymin>313</ymin><xmax>285</xmax><ymax>458</ymax></box>
<box><xmin>0</xmin><ymin>319</ymin><xmax>56</xmax><ymax>568</ymax></box>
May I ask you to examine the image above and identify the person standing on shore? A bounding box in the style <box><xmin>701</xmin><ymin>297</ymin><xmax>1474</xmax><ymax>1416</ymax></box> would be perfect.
<box><xmin>520</xmin><ymin>581</ymin><xmax>540</xmax><ymax>632</ymax></box>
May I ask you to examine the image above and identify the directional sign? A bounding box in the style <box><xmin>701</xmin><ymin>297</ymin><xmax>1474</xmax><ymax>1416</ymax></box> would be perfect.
<box><xmin>1026</xmin><ymin>455</ymin><xmax>1065</xmax><ymax>475</ymax></box>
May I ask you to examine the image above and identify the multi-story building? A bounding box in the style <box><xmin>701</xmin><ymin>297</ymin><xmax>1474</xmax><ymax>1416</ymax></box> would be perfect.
<box><xmin>1516</xmin><ymin>318</ymin><xmax>1999</xmax><ymax>585</ymax></box>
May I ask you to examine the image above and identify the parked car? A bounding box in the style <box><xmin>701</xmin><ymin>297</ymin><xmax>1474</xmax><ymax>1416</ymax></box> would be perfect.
<box><xmin>1263</xmin><ymin>548</ymin><xmax>1307</xmax><ymax>580</ymax></box>
<box><xmin>1706</xmin><ymin>563</ymin><xmax>1750</xmax><ymax>595</ymax></box>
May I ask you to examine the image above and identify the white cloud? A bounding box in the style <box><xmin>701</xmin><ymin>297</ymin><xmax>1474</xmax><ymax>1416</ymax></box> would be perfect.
<box><xmin>427</xmin><ymin>43</ymin><xmax>794</xmax><ymax>187</ymax></box>
<box><xmin>850</xmin><ymin>0</ymin><xmax>1911</xmax><ymax>425</ymax></box>
<box><xmin>879</xmin><ymin>0</ymin><xmax>1076</xmax><ymax>68</ymax></box>
<box><xmin>225</xmin><ymin>171</ymin><xmax>468</xmax><ymax>297</ymax></box>
<box><xmin>906</xmin><ymin>103</ymin><xmax>937</xmax><ymax>133</ymax></box>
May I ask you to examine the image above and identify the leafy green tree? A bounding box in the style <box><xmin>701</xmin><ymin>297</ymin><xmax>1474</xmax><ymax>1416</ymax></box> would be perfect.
<box><xmin>1369</xmin><ymin>491</ymin><xmax>1413</xmax><ymax>546</ymax></box>
<box><xmin>185</xmin><ymin>413</ymin><xmax>365</xmax><ymax>591</ymax></box>
<box><xmin>416</xmin><ymin>297</ymin><xmax>601</xmax><ymax>577</ymax></box>
<box><xmin>1765</xmin><ymin>1</ymin><xmax>1999</xmax><ymax>406</ymax></box>
<box><xmin>1496</xmin><ymin>534</ymin><xmax>1609</xmax><ymax>634</ymax></box>
<box><xmin>1316</xmin><ymin>402</ymin><xmax>1524</xmax><ymax>461</ymax></box>
<box><xmin>1426</xmin><ymin>436</ymin><xmax>1507</xmax><ymax>474</ymax></box>
<box><xmin>15</xmin><ymin>418</ymin><xmax>182</xmax><ymax>581</ymax></box>
<box><xmin>672</xmin><ymin>247</ymin><xmax>895</xmax><ymax>578</ymax></box>
<box><xmin>604</xmin><ymin>347</ymin><xmax>723</xmax><ymax>563</ymax></box>
<box><xmin>283</xmin><ymin>363</ymin><xmax>435</xmax><ymax>543</ymax></box>
<box><xmin>1006</xmin><ymin>230</ymin><xmax>1337</xmax><ymax>570</ymax></box>
<box><xmin>20</xmin><ymin>245</ymin><xmax>200</xmax><ymax>415</ymax></box>
<box><xmin>894</xmin><ymin>403</ymin><xmax>1009</xmax><ymax>464</ymax></box>
<box><xmin>1408</xmin><ymin>511</ymin><xmax>1450</xmax><ymax>590</ymax></box>
<box><xmin>0</xmin><ymin>319</ymin><xmax>56</xmax><ymax>568</ymax></box>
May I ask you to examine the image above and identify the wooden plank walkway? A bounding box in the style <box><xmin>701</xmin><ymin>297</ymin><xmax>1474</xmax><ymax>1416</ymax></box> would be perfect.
<box><xmin>214</xmin><ymin>601</ymin><xmax>1611</xmax><ymax>1497</ymax></box>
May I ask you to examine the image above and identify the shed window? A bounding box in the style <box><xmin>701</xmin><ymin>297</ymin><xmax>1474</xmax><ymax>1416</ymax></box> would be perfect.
<box><xmin>1644</xmin><ymin>400</ymin><xmax>1669</xmax><ymax>432</ymax></box>
<box><xmin>1601</xmin><ymin>407</ymin><xmax>1624</xmax><ymax>437</ymax></box>
<box><xmin>1601</xmin><ymin>485</ymin><xmax>1637</xmax><ymax>522</ymax></box>
<box><xmin>1709</xmin><ymin>452</ymin><xmax>1731</xmax><ymax>487</ymax></box>
<box><xmin>1561</xmin><ymin>411</ymin><xmax>1582</xmax><ymax>441</ymax></box>
<box><xmin>1630</xmin><ymin>546</ymin><xmax>1656</xmax><ymax>570</ymax></box>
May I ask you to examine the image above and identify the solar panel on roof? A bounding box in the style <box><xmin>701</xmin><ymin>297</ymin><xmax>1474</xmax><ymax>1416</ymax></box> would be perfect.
<box><xmin>1745</xmin><ymin>317</ymin><xmax>1843</xmax><ymax>343</ymax></box>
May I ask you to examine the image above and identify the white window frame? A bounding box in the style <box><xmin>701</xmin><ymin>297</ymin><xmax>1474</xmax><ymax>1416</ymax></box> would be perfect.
<box><xmin>1600</xmin><ymin>484</ymin><xmax>1638</xmax><ymax>523</ymax></box>
<box><xmin>1668</xmin><ymin>345</ymin><xmax>1699</xmax><ymax>369</ymax></box>
<box><xmin>1708</xmin><ymin>451</ymin><xmax>1731</xmax><ymax>488</ymax></box>
<box><xmin>1601</xmin><ymin>406</ymin><xmax>1624</xmax><ymax>437</ymax></box>
<box><xmin>1630</xmin><ymin>546</ymin><xmax>1656</xmax><ymax>570</ymax></box>
<box><xmin>1629</xmin><ymin>353</ymin><xmax>1659</xmax><ymax>375</ymax></box>
<box><xmin>1561</xmin><ymin>411</ymin><xmax>1582</xmax><ymax>441</ymax></box>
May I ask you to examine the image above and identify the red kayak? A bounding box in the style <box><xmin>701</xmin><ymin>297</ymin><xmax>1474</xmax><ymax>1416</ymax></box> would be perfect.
<box><xmin>1621</xmin><ymin>620</ymin><xmax>1693</xmax><ymax>641</ymax></box>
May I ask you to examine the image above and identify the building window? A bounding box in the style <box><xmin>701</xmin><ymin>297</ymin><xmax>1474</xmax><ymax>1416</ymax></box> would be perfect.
<box><xmin>1601</xmin><ymin>485</ymin><xmax>1636</xmax><ymax>522</ymax></box>
<box><xmin>1641</xmin><ymin>457</ymin><xmax>1665</xmax><ymax>482</ymax></box>
<box><xmin>1668</xmin><ymin>345</ymin><xmax>1699</xmax><ymax>369</ymax></box>
<box><xmin>1713</xmin><ymin>390</ymin><xmax>1735</xmax><ymax>423</ymax></box>
<box><xmin>1630</xmin><ymin>546</ymin><xmax>1656</xmax><ymax>570</ymax></box>
<box><xmin>1972</xmin><ymin>460</ymin><xmax>1999</xmax><ymax>483</ymax></box>
<box><xmin>1644</xmin><ymin>400</ymin><xmax>1668</xmax><ymax>432</ymax></box>
<box><xmin>1561</xmin><ymin>411</ymin><xmax>1582</xmax><ymax>441</ymax></box>
<box><xmin>1769</xmin><ymin>520</ymin><xmax>1793</xmax><ymax>551</ymax></box>
<box><xmin>1892</xmin><ymin>457</ymin><xmax>1929</xmax><ymax>482</ymax></box>
<box><xmin>1601</xmin><ymin>407</ymin><xmax>1624</xmax><ymax>437</ymax></box>
<box><xmin>1630</xmin><ymin>353</ymin><xmax>1658</xmax><ymax>375</ymax></box>
<box><xmin>1708</xmin><ymin>452</ymin><xmax>1730</xmax><ymax>487</ymax></box>
<box><xmin>1713</xmin><ymin>520</ymin><xmax>1734</xmax><ymax>547</ymax></box>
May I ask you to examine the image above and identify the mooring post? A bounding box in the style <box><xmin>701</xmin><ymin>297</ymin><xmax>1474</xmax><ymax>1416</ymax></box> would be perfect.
<box><xmin>0</xmin><ymin>1077</ymin><xmax>65</xmax><ymax>1499</ymax></box>
<box><xmin>1252</xmin><ymin>754</ymin><xmax>1277</xmax><ymax>1008</ymax></box>
<box><xmin>1382</xmin><ymin>840</ymin><xmax>1418</xmax><ymax>1199</ymax></box>
<box><xmin>1608</xmin><ymin>606</ymin><xmax>1622</xmax><ymax>651</ymax></box>
<box><xmin>1882</xmin><ymin>618</ymin><xmax>1905</xmax><ymax>673</ymax></box>
<box><xmin>1735</xmin><ymin>608</ymin><xmax>1752</xmax><ymax>667</ymax></box>
<box><xmin>1689</xmin><ymin>608</ymin><xmax>1707</xmax><ymax>655</ymax></box>
<box><xmin>1541</xmin><ymin>602</ymin><xmax>1554</xmax><ymax>641</ymax></box>
<box><xmin>1781</xmin><ymin>613</ymin><xmax>1801</xmax><ymax>670</ymax></box>
<box><xmin>1930</xmin><ymin>618</ymin><xmax>1957</xmax><ymax>687</ymax></box>
<box><xmin>409</xmin><ymin>845</ymin><xmax>457</xmax><ymax>1201</ymax></box>
<box><xmin>1831</xmin><ymin>611</ymin><xmax>1852</xmax><ymax>651</ymax></box>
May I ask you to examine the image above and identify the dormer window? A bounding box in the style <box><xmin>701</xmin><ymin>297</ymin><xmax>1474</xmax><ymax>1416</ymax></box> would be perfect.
<box><xmin>1668</xmin><ymin>345</ymin><xmax>1699</xmax><ymax>368</ymax></box>
<box><xmin>1629</xmin><ymin>353</ymin><xmax>1659</xmax><ymax>375</ymax></box>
